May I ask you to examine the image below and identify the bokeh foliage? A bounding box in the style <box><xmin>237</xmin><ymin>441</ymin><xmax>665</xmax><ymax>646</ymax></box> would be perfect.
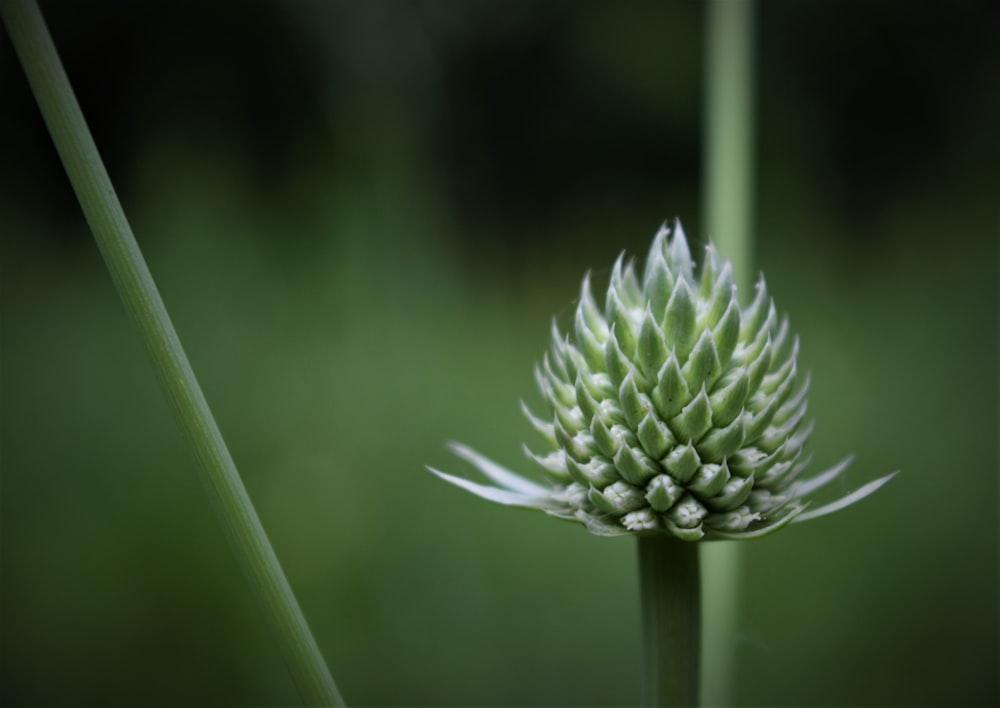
<box><xmin>2</xmin><ymin>1</ymin><xmax>997</xmax><ymax>705</ymax></box>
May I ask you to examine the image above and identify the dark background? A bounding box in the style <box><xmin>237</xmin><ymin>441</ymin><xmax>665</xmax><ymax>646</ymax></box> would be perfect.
<box><xmin>2</xmin><ymin>1</ymin><xmax>997</xmax><ymax>705</ymax></box>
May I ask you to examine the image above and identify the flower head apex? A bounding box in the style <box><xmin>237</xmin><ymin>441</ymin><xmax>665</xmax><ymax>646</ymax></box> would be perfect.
<box><xmin>429</xmin><ymin>219</ymin><xmax>895</xmax><ymax>540</ymax></box>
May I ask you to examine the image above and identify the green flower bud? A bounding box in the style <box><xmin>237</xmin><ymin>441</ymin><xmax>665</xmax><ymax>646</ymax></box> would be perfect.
<box><xmin>429</xmin><ymin>220</ymin><xmax>895</xmax><ymax>540</ymax></box>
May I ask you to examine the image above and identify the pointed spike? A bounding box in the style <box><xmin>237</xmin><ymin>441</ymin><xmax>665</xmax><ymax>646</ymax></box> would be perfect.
<box><xmin>760</xmin><ymin>356</ymin><xmax>797</xmax><ymax>403</ymax></box>
<box><xmin>705</xmin><ymin>505</ymin><xmax>762</xmax><ymax>533</ymax></box>
<box><xmin>745</xmin><ymin>336</ymin><xmax>773</xmax><ymax>394</ymax></box>
<box><xmin>613</xmin><ymin>442</ymin><xmax>659</xmax><ymax>486</ymax></box>
<box><xmin>552</xmin><ymin>482</ymin><xmax>588</xmax><ymax>509</ymax></box>
<box><xmin>651</xmin><ymin>353</ymin><xmax>693</xmax><ymax>420</ymax></box>
<box><xmin>771</xmin><ymin>316</ymin><xmax>794</xmax><ymax>363</ymax></box>
<box><xmin>553</xmin><ymin>399</ymin><xmax>584</xmax><ymax>435</ymax></box>
<box><xmin>523</xmin><ymin>445</ymin><xmax>571</xmax><ymax>483</ymax></box>
<box><xmin>687</xmin><ymin>462</ymin><xmax>731</xmax><ymax>497</ymax></box>
<box><xmin>746</xmin><ymin>378</ymin><xmax>796</xmax><ymax>443</ymax></box>
<box><xmin>747</xmin><ymin>488</ymin><xmax>787</xmax><ymax>512</ymax></box>
<box><xmin>590</xmin><ymin>415</ymin><xmax>620</xmax><ymax>458</ymax></box>
<box><xmin>579</xmin><ymin>272</ymin><xmax>609</xmax><ymax>340</ymax></box>
<box><xmin>740</xmin><ymin>274</ymin><xmax>770</xmax><ymax>339</ymax></box>
<box><xmin>756</xmin><ymin>458</ymin><xmax>796</xmax><ymax>490</ymax></box>
<box><xmin>643</xmin><ymin>234</ymin><xmax>675</xmax><ymax>319</ymax></box>
<box><xmin>663</xmin><ymin>440</ymin><xmax>701</xmax><ymax>483</ymax></box>
<box><xmin>667</xmin><ymin>219</ymin><xmax>694</xmax><ymax>283</ymax></box>
<box><xmin>637</xmin><ymin>412</ymin><xmax>677</xmax><ymax>460</ymax></box>
<box><xmin>620</xmin><ymin>258</ymin><xmax>644</xmax><ymax>307</ymax></box>
<box><xmin>668</xmin><ymin>385</ymin><xmax>713</xmax><ymax>443</ymax></box>
<box><xmin>696</xmin><ymin>414</ymin><xmax>747</xmax><ymax>463</ymax></box>
<box><xmin>708</xmin><ymin>504</ymin><xmax>805</xmax><ymax>540</ymax></box>
<box><xmin>605</xmin><ymin>254</ymin><xmax>627</xmax><ymax>320</ymax></box>
<box><xmin>615</xmin><ymin>315</ymin><xmax>639</xmax><ymax>363</ymax></box>
<box><xmin>775</xmin><ymin>452</ymin><xmax>814</xmax><ymax>490</ymax></box>
<box><xmin>607</xmin><ymin>289</ymin><xmax>638</xmax><ymax>358</ymax></box>
<box><xmin>605</xmin><ymin>324</ymin><xmax>632</xmax><ymax>389</ymax></box>
<box><xmin>699</xmin><ymin>245</ymin><xmax>719</xmax><ymax>300</ymax></box>
<box><xmin>520</xmin><ymin>400</ymin><xmax>557</xmax><ymax>446</ymax></box>
<box><xmin>592</xmin><ymin>458</ymin><xmax>623</xmax><ymax>488</ymax></box>
<box><xmin>543</xmin><ymin>354</ymin><xmax>576</xmax><ymax>408</ymax></box>
<box><xmin>534</xmin><ymin>363</ymin><xmax>551</xmax><ymax>402</ymax></box>
<box><xmin>739</xmin><ymin>309</ymin><xmax>770</xmax><ymax>368</ymax></box>
<box><xmin>563</xmin><ymin>456</ymin><xmax>591</xmax><ymax>487</ymax></box>
<box><xmin>702</xmin><ymin>261</ymin><xmax>735</xmax><ymax>329</ymax></box>
<box><xmin>663</xmin><ymin>278</ymin><xmax>698</xmax><ymax>361</ymax></box>
<box><xmin>709</xmin><ymin>369</ymin><xmax>750</xmax><ymax>427</ymax></box>
<box><xmin>584</xmin><ymin>372</ymin><xmax>616</xmax><ymax>401</ymax></box>
<box><xmin>574</xmin><ymin>375</ymin><xmax>598</xmax><ymax>423</ymax></box>
<box><xmin>429</xmin><ymin>467</ymin><xmax>554</xmax><ymax>510</ymax></box>
<box><xmin>781</xmin><ymin>418</ymin><xmax>815</xmax><ymax>458</ymax></box>
<box><xmin>566</xmin><ymin>456</ymin><xmax>619</xmax><ymax>489</ymax></box>
<box><xmin>759</xmin><ymin>301</ymin><xmax>778</xmax><ymax>339</ymax></box>
<box><xmin>578</xmin><ymin>511</ymin><xmax>633</xmax><ymax>537</ymax></box>
<box><xmin>779</xmin><ymin>397</ymin><xmax>809</xmax><ymax>433</ymax></box>
<box><xmin>587</xmin><ymin>486</ymin><xmax>619</xmax><ymax>514</ymax></box>
<box><xmin>758</xmin><ymin>400</ymin><xmax>808</xmax><ymax>453</ymax></box>
<box><xmin>618</xmin><ymin>371</ymin><xmax>648</xmax><ymax>429</ymax></box>
<box><xmin>643</xmin><ymin>222</ymin><xmax>671</xmax><ymax>283</ymax></box>
<box><xmin>561</xmin><ymin>337</ymin><xmax>579</xmax><ymax>383</ymax></box>
<box><xmin>554</xmin><ymin>419</ymin><xmax>589</xmax><ymax>463</ymax></box>
<box><xmin>757</xmin><ymin>421</ymin><xmax>792</xmax><ymax>455</ymax></box>
<box><xmin>548</xmin><ymin>320</ymin><xmax>571</xmax><ymax>382</ymax></box>
<box><xmin>728</xmin><ymin>446</ymin><xmax>767</xmax><ymax>477</ymax></box>
<box><xmin>447</xmin><ymin>442</ymin><xmax>551</xmax><ymax>496</ymax></box>
<box><xmin>574</xmin><ymin>306</ymin><xmax>607</xmax><ymax>371</ymax></box>
<box><xmin>712</xmin><ymin>299</ymin><xmax>741</xmax><ymax>367</ymax></box>
<box><xmin>597</xmin><ymin>399</ymin><xmax>627</xmax><ymax>428</ymax></box>
<box><xmin>637</xmin><ymin>307</ymin><xmax>669</xmax><ymax>381</ymax></box>
<box><xmin>703</xmin><ymin>472</ymin><xmax>755</xmax><ymax>511</ymax></box>
<box><xmin>774</xmin><ymin>373</ymin><xmax>811</xmax><ymax>425</ymax></box>
<box><xmin>681</xmin><ymin>329</ymin><xmax>722</xmax><ymax>391</ymax></box>
<box><xmin>790</xmin><ymin>456</ymin><xmax>854</xmax><ymax>497</ymax></box>
<box><xmin>793</xmin><ymin>472</ymin><xmax>898</xmax><ymax>523</ymax></box>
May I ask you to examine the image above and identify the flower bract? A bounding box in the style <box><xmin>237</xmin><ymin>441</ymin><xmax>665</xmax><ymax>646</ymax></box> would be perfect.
<box><xmin>430</xmin><ymin>220</ymin><xmax>894</xmax><ymax>540</ymax></box>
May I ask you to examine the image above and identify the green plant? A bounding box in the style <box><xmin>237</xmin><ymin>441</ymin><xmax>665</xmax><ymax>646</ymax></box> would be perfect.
<box><xmin>0</xmin><ymin>1</ymin><xmax>342</xmax><ymax>704</ymax></box>
<box><xmin>430</xmin><ymin>220</ymin><xmax>894</xmax><ymax>705</ymax></box>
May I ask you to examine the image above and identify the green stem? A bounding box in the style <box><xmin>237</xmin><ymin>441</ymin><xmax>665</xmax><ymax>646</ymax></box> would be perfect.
<box><xmin>704</xmin><ymin>0</ymin><xmax>755</xmax><ymax>287</ymax></box>
<box><xmin>701</xmin><ymin>1</ymin><xmax>755</xmax><ymax>706</ymax></box>
<box><xmin>1</xmin><ymin>2</ymin><xmax>344</xmax><ymax>705</ymax></box>
<box><xmin>639</xmin><ymin>536</ymin><xmax>701</xmax><ymax>707</ymax></box>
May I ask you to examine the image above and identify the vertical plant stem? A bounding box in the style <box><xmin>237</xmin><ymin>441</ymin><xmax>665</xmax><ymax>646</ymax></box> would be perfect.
<box><xmin>702</xmin><ymin>1</ymin><xmax>756</xmax><ymax>706</ymax></box>
<box><xmin>1</xmin><ymin>1</ymin><xmax>344</xmax><ymax>705</ymax></box>
<box><xmin>704</xmin><ymin>0</ymin><xmax>755</xmax><ymax>286</ymax></box>
<box><xmin>638</xmin><ymin>536</ymin><xmax>701</xmax><ymax>707</ymax></box>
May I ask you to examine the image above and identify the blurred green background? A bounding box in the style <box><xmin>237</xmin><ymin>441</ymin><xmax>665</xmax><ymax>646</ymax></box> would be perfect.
<box><xmin>2</xmin><ymin>1</ymin><xmax>997</xmax><ymax>705</ymax></box>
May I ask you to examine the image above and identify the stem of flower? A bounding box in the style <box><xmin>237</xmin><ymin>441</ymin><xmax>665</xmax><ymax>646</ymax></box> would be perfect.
<box><xmin>638</xmin><ymin>536</ymin><xmax>701</xmax><ymax>707</ymax></box>
<box><xmin>701</xmin><ymin>1</ymin><xmax>756</xmax><ymax>705</ymax></box>
<box><xmin>0</xmin><ymin>1</ymin><xmax>344</xmax><ymax>705</ymax></box>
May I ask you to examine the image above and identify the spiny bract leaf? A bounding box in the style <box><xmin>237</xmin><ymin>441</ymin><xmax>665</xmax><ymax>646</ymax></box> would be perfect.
<box><xmin>430</xmin><ymin>219</ymin><xmax>894</xmax><ymax>541</ymax></box>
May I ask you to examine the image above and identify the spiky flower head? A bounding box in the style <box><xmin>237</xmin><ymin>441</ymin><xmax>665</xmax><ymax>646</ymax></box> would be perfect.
<box><xmin>430</xmin><ymin>220</ymin><xmax>893</xmax><ymax>540</ymax></box>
